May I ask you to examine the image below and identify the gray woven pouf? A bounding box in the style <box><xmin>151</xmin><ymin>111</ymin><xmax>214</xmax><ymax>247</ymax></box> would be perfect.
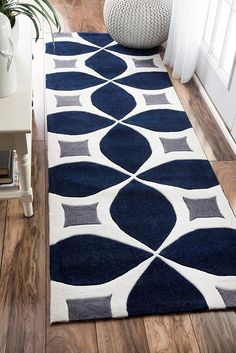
<box><xmin>104</xmin><ymin>0</ymin><xmax>172</xmax><ymax>49</ymax></box>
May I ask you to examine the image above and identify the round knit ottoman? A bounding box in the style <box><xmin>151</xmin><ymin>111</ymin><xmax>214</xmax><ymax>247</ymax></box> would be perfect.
<box><xmin>103</xmin><ymin>0</ymin><xmax>172</xmax><ymax>49</ymax></box>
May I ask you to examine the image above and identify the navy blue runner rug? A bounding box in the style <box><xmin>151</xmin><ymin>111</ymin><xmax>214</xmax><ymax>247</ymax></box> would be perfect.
<box><xmin>46</xmin><ymin>33</ymin><xmax>236</xmax><ymax>323</ymax></box>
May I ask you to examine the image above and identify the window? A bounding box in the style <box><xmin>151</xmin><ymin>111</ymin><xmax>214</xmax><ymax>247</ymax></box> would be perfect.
<box><xmin>202</xmin><ymin>0</ymin><xmax>236</xmax><ymax>87</ymax></box>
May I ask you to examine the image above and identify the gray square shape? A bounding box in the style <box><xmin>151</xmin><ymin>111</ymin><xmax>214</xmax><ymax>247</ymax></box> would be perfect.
<box><xmin>133</xmin><ymin>59</ymin><xmax>157</xmax><ymax>68</ymax></box>
<box><xmin>66</xmin><ymin>295</ymin><xmax>112</xmax><ymax>321</ymax></box>
<box><xmin>216</xmin><ymin>288</ymin><xmax>236</xmax><ymax>307</ymax></box>
<box><xmin>55</xmin><ymin>95</ymin><xmax>82</xmax><ymax>107</ymax></box>
<box><xmin>54</xmin><ymin>32</ymin><xmax>73</xmax><ymax>38</ymax></box>
<box><xmin>62</xmin><ymin>203</ymin><xmax>101</xmax><ymax>227</ymax></box>
<box><xmin>54</xmin><ymin>59</ymin><xmax>77</xmax><ymax>69</ymax></box>
<box><xmin>59</xmin><ymin>140</ymin><xmax>90</xmax><ymax>157</ymax></box>
<box><xmin>144</xmin><ymin>93</ymin><xmax>171</xmax><ymax>105</ymax></box>
<box><xmin>160</xmin><ymin>136</ymin><xmax>192</xmax><ymax>153</ymax></box>
<box><xmin>183</xmin><ymin>196</ymin><xmax>224</xmax><ymax>221</ymax></box>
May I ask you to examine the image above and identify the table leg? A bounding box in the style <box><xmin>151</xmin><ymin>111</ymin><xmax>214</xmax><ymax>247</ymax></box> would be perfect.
<box><xmin>17</xmin><ymin>153</ymin><xmax>33</xmax><ymax>217</ymax></box>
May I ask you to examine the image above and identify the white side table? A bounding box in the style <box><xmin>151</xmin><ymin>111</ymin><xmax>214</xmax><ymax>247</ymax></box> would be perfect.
<box><xmin>0</xmin><ymin>18</ymin><xmax>33</xmax><ymax>217</ymax></box>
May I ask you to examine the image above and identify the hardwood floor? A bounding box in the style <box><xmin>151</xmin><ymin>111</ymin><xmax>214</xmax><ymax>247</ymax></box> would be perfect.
<box><xmin>211</xmin><ymin>161</ymin><xmax>236</xmax><ymax>215</ymax></box>
<box><xmin>0</xmin><ymin>142</ymin><xmax>46</xmax><ymax>353</ymax></box>
<box><xmin>144</xmin><ymin>314</ymin><xmax>200</xmax><ymax>353</ymax></box>
<box><xmin>0</xmin><ymin>200</ymin><xmax>7</xmax><ymax>268</ymax></box>
<box><xmin>0</xmin><ymin>1</ymin><xmax>236</xmax><ymax>352</ymax></box>
<box><xmin>190</xmin><ymin>311</ymin><xmax>236</xmax><ymax>353</ymax></box>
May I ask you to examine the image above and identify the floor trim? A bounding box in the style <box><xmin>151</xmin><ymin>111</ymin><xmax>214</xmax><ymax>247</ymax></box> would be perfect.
<box><xmin>193</xmin><ymin>73</ymin><xmax>236</xmax><ymax>155</ymax></box>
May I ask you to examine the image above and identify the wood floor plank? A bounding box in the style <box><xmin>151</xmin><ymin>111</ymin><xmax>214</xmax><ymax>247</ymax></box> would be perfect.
<box><xmin>64</xmin><ymin>2</ymin><xmax>85</xmax><ymax>33</ymax></box>
<box><xmin>99</xmin><ymin>0</ymin><xmax>105</xmax><ymax>8</ymax></box>
<box><xmin>190</xmin><ymin>311</ymin><xmax>236</xmax><ymax>353</ymax></box>
<box><xmin>47</xmin><ymin>322</ymin><xmax>98</xmax><ymax>353</ymax></box>
<box><xmin>43</xmin><ymin>0</ymin><xmax>66</xmax><ymax>35</ymax></box>
<box><xmin>0</xmin><ymin>200</ymin><xmax>7</xmax><ymax>269</ymax></box>
<box><xmin>144</xmin><ymin>314</ymin><xmax>200</xmax><ymax>353</ymax></box>
<box><xmin>211</xmin><ymin>160</ymin><xmax>236</xmax><ymax>215</ymax></box>
<box><xmin>0</xmin><ymin>201</ymin><xmax>19</xmax><ymax>352</ymax></box>
<box><xmin>96</xmin><ymin>317</ymin><xmax>150</xmax><ymax>353</ymax></box>
<box><xmin>63</xmin><ymin>0</ymin><xmax>106</xmax><ymax>32</ymax></box>
<box><xmin>81</xmin><ymin>0</ymin><xmax>106</xmax><ymax>32</ymax></box>
<box><xmin>0</xmin><ymin>142</ymin><xmax>46</xmax><ymax>353</ymax></box>
<box><xmin>164</xmin><ymin>66</ymin><xmax>235</xmax><ymax>162</ymax></box>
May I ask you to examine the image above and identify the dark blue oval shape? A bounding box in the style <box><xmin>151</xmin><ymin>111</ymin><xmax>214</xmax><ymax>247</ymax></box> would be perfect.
<box><xmin>116</xmin><ymin>72</ymin><xmax>172</xmax><ymax>90</ymax></box>
<box><xmin>46</xmin><ymin>41</ymin><xmax>98</xmax><ymax>55</ymax></box>
<box><xmin>49</xmin><ymin>162</ymin><xmax>129</xmax><ymax>197</ymax></box>
<box><xmin>111</xmin><ymin>180</ymin><xmax>176</xmax><ymax>250</ymax></box>
<box><xmin>46</xmin><ymin>72</ymin><xmax>105</xmax><ymax>91</ymax></box>
<box><xmin>126</xmin><ymin>109</ymin><xmax>192</xmax><ymax>132</ymax></box>
<box><xmin>50</xmin><ymin>234</ymin><xmax>152</xmax><ymax>285</ymax></box>
<box><xmin>47</xmin><ymin>111</ymin><xmax>114</xmax><ymax>135</ymax></box>
<box><xmin>127</xmin><ymin>257</ymin><xmax>207</xmax><ymax>316</ymax></box>
<box><xmin>91</xmin><ymin>82</ymin><xmax>136</xmax><ymax>119</ymax></box>
<box><xmin>139</xmin><ymin>160</ymin><xmax>219</xmax><ymax>189</ymax></box>
<box><xmin>100</xmin><ymin>124</ymin><xmax>151</xmax><ymax>173</ymax></box>
<box><xmin>107</xmin><ymin>44</ymin><xmax>159</xmax><ymax>56</ymax></box>
<box><xmin>86</xmin><ymin>50</ymin><xmax>127</xmax><ymax>79</ymax></box>
<box><xmin>161</xmin><ymin>228</ymin><xmax>236</xmax><ymax>276</ymax></box>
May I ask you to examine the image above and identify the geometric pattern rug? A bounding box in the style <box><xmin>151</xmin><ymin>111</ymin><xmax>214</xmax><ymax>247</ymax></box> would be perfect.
<box><xmin>45</xmin><ymin>33</ymin><xmax>236</xmax><ymax>323</ymax></box>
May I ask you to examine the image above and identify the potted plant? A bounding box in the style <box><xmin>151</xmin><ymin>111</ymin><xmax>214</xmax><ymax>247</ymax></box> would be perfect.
<box><xmin>0</xmin><ymin>0</ymin><xmax>61</xmax><ymax>41</ymax></box>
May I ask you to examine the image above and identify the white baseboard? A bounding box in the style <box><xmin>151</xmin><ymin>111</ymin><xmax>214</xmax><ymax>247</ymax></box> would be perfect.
<box><xmin>193</xmin><ymin>73</ymin><xmax>236</xmax><ymax>155</ymax></box>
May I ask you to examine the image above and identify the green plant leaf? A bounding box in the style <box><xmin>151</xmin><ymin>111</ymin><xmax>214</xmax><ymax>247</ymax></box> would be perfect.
<box><xmin>36</xmin><ymin>0</ymin><xmax>61</xmax><ymax>31</ymax></box>
<box><xmin>28</xmin><ymin>15</ymin><xmax>40</xmax><ymax>41</ymax></box>
<box><xmin>0</xmin><ymin>0</ymin><xmax>61</xmax><ymax>40</ymax></box>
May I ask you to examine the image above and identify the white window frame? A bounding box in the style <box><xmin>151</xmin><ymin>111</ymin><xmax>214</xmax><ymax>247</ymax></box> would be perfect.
<box><xmin>201</xmin><ymin>0</ymin><xmax>236</xmax><ymax>90</ymax></box>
